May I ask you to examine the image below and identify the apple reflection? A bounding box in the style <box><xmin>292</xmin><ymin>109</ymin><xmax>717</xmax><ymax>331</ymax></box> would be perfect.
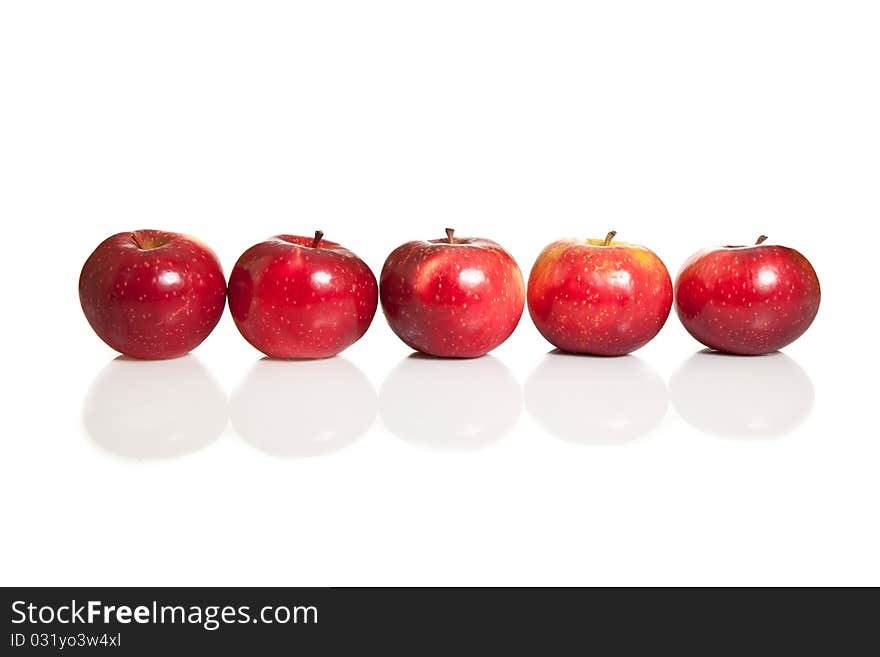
<box><xmin>380</xmin><ymin>354</ymin><xmax>521</xmax><ymax>449</ymax></box>
<box><xmin>670</xmin><ymin>350</ymin><xmax>814</xmax><ymax>439</ymax></box>
<box><xmin>82</xmin><ymin>355</ymin><xmax>227</xmax><ymax>459</ymax></box>
<box><xmin>230</xmin><ymin>357</ymin><xmax>376</xmax><ymax>457</ymax></box>
<box><xmin>525</xmin><ymin>351</ymin><xmax>668</xmax><ymax>444</ymax></box>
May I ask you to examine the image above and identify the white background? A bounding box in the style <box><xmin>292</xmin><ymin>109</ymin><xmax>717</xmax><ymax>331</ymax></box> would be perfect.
<box><xmin>1</xmin><ymin>1</ymin><xmax>878</xmax><ymax>586</ymax></box>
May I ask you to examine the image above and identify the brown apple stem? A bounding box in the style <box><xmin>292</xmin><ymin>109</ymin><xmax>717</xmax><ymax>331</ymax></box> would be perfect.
<box><xmin>756</xmin><ymin>235</ymin><xmax>769</xmax><ymax>245</ymax></box>
<box><xmin>446</xmin><ymin>227</ymin><xmax>455</xmax><ymax>244</ymax></box>
<box><xmin>312</xmin><ymin>230</ymin><xmax>324</xmax><ymax>248</ymax></box>
<box><xmin>603</xmin><ymin>230</ymin><xmax>617</xmax><ymax>246</ymax></box>
<box><xmin>130</xmin><ymin>232</ymin><xmax>144</xmax><ymax>249</ymax></box>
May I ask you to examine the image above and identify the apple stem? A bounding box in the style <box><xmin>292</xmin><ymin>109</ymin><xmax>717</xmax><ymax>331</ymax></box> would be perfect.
<box><xmin>130</xmin><ymin>232</ymin><xmax>144</xmax><ymax>249</ymax></box>
<box><xmin>756</xmin><ymin>235</ymin><xmax>769</xmax><ymax>245</ymax></box>
<box><xmin>312</xmin><ymin>230</ymin><xmax>324</xmax><ymax>248</ymax></box>
<box><xmin>603</xmin><ymin>230</ymin><xmax>617</xmax><ymax>246</ymax></box>
<box><xmin>446</xmin><ymin>227</ymin><xmax>455</xmax><ymax>244</ymax></box>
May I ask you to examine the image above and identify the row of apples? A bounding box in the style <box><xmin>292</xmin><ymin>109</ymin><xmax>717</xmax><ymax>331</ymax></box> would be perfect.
<box><xmin>79</xmin><ymin>228</ymin><xmax>820</xmax><ymax>360</ymax></box>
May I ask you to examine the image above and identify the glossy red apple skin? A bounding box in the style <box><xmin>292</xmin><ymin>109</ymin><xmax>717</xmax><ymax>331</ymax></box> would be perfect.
<box><xmin>674</xmin><ymin>240</ymin><xmax>820</xmax><ymax>355</ymax></box>
<box><xmin>79</xmin><ymin>229</ymin><xmax>227</xmax><ymax>359</ymax></box>
<box><xmin>527</xmin><ymin>236</ymin><xmax>673</xmax><ymax>356</ymax></box>
<box><xmin>228</xmin><ymin>233</ymin><xmax>378</xmax><ymax>359</ymax></box>
<box><xmin>380</xmin><ymin>231</ymin><xmax>525</xmax><ymax>358</ymax></box>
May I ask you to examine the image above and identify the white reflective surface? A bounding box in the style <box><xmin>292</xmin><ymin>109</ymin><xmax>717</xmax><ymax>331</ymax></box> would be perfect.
<box><xmin>525</xmin><ymin>351</ymin><xmax>667</xmax><ymax>444</ymax></box>
<box><xmin>230</xmin><ymin>357</ymin><xmax>376</xmax><ymax>457</ymax></box>
<box><xmin>83</xmin><ymin>356</ymin><xmax>227</xmax><ymax>459</ymax></box>
<box><xmin>380</xmin><ymin>354</ymin><xmax>521</xmax><ymax>450</ymax></box>
<box><xmin>670</xmin><ymin>351</ymin><xmax>814</xmax><ymax>439</ymax></box>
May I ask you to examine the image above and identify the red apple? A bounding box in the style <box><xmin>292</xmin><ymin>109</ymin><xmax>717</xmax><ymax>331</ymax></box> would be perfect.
<box><xmin>674</xmin><ymin>236</ymin><xmax>821</xmax><ymax>355</ymax></box>
<box><xmin>228</xmin><ymin>231</ymin><xmax>378</xmax><ymax>359</ymax></box>
<box><xmin>79</xmin><ymin>229</ymin><xmax>226</xmax><ymax>359</ymax></box>
<box><xmin>380</xmin><ymin>228</ymin><xmax>525</xmax><ymax>358</ymax></box>
<box><xmin>527</xmin><ymin>231</ymin><xmax>673</xmax><ymax>356</ymax></box>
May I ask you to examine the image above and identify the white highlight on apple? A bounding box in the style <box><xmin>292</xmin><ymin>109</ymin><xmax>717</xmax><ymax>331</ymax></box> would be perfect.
<box><xmin>158</xmin><ymin>270</ymin><xmax>181</xmax><ymax>286</ymax></box>
<box><xmin>311</xmin><ymin>271</ymin><xmax>333</xmax><ymax>286</ymax></box>
<box><xmin>459</xmin><ymin>268</ymin><xmax>485</xmax><ymax>286</ymax></box>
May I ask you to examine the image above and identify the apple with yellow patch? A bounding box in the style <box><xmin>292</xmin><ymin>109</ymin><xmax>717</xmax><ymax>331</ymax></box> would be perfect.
<box><xmin>527</xmin><ymin>231</ymin><xmax>673</xmax><ymax>356</ymax></box>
